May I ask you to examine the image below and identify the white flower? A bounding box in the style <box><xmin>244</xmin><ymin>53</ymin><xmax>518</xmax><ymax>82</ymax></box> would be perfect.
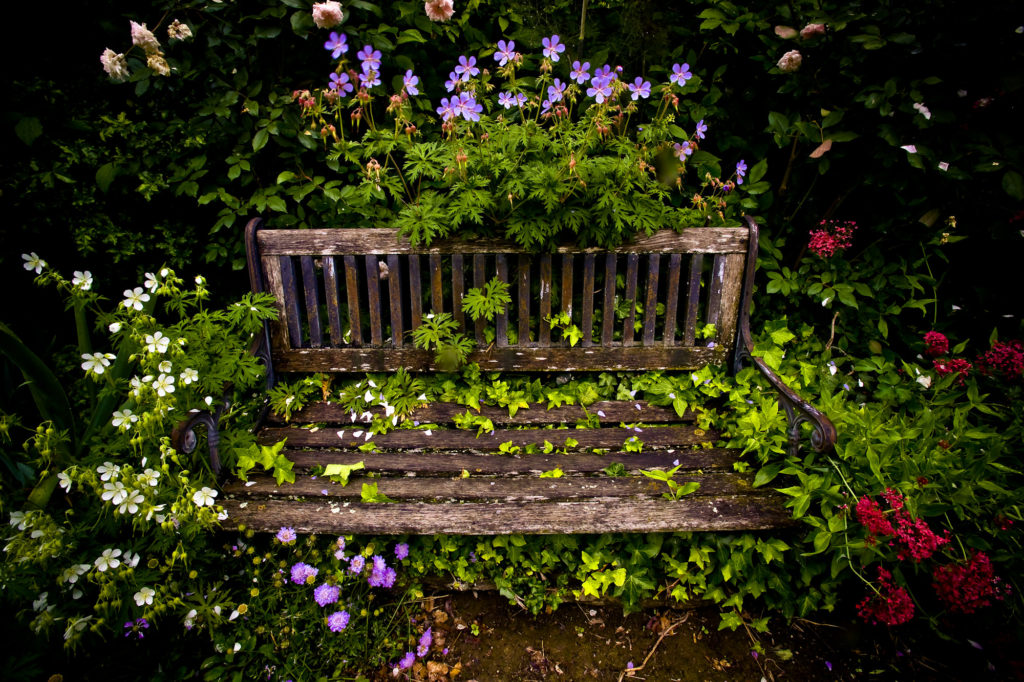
<box><xmin>118</xmin><ymin>489</ymin><xmax>145</xmax><ymax>515</ymax></box>
<box><xmin>9</xmin><ymin>511</ymin><xmax>28</xmax><ymax>529</ymax></box>
<box><xmin>160</xmin><ymin>267</ymin><xmax>170</xmax><ymax>277</ymax></box>
<box><xmin>122</xmin><ymin>287</ymin><xmax>150</xmax><ymax>311</ymax></box>
<box><xmin>94</xmin><ymin>548</ymin><xmax>122</xmax><ymax>572</ymax></box>
<box><xmin>828</xmin><ymin>361</ymin><xmax>838</xmax><ymax>376</ymax></box>
<box><xmin>72</xmin><ymin>270</ymin><xmax>93</xmax><ymax>291</ymax></box>
<box><xmin>138</xmin><ymin>468</ymin><xmax>161</xmax><ymax>487</ymax></box>
<box><xmin>916</xmin><ymin>375</ymin><xmax>932</xmax><ymax>388</ymax></box>
<box><xmin>22</xmin><ymin>253</ymin><xmax>46</xmax><ymax>274</ymax></box>
<box><xmin>159</xmin><ymin>360</ymin><xmax>173</xmax><ymax>373</ymax></box>
<box><xmin>97</xmin><ymin>461</ymin><xmax>121</xmax><ymax>481</ymax></box>
<box><xmin>112</xmin><ymin>409</ymin><xmax>138</xmax><ymax>430</ymax></box>
<box><xmin>145</xmin><ymin>504</ymin><xmax>166</xmax><ymax>523</ymax></box>
<box><xmin>60</xmin><ymin>564</ymin><xmax>90</xmax><ymax>584</ymax></box>
<box><xmin>33</xmin><ymin>592</ymin><xmax>48</xmax><ymax>611</ymax></box>
<box><xmin>109</xmin><ymin>322</ymin><xmax>122</xmax><ymax>333</ymax></box>
<box><xmin>125</xmin><ymin>551</ymin><xmax>140</xmax><ymax>568</ymax></box>
<box><xmin>938</xmin><ymin>161</ymin><xmax>950</xmax><ymax>172</ymax></box>
<box><xmin>134</xmin><ymin>586</ymin><xmax>156</xmax><ymax>606</ymax></box>
<box><xmin>81</xmin><ymin>352</ymin><xmax>116</xmax><ymax>375</ymax></box>
<box><xmin>145</xmin><ymin>331</ymin><xmax>170</xmax><ymax>354</ymax></box>
<box><xmin>180</xmin><ymin>368</ymin><xmax>199</xmax><ymax>385</ymax></box>
<box><xmin>184</xmin><ymin>609</ymin><xmax>198</xmax><ymax>630</ymax></box>
<box><xmin>205</xmin><ymin>396</ymin><xmax>214</xmax><ymax>406</ymax></box>
<box><xmin>102</xmin><ymin>481</ymin><xmax>128</xmax><ymax>505</ymax></box>
<box><xmin>144</xmin><ymin>272</ymin><xmax>159</xmax><ymax>293</ymax></box>
<box><xmin>58</xmin><ymin>471</ymin><xmax>72</xmax><ymax>492</ymax></box>
<box><xmin>233</xmin><ymin>642</ymin><xmax>242</xmax><ymax>653</ymax></box>
<box><xmin>153</xmin><ymin>373</ymin><xmax>175</xmax><ymax>397</ymax></box>
<box><xmin>195</xmin><ymin>275</ymin><xmax>206</xmax><ymax>286</ymax></box>
<box><xmin>192</xmin><ymin>486</ymin><xmax>218</xmax><ymax>507</ymax></box>
<box><xmin>312</xmin><ymin>1</ymin><xmax>343</xmax><ymax>28</ymax></box>
<box><xmin>100</xmin><ymin>48</ymin><xmax>129</xmax><ymax>81</ymax></box>
<box><xmin>130</xmin><ymin>21</ymin><xmax>161</xmax><ymax>54</ymax></box>
<box><xmin>900</xmin><ymin>144</ymin><xmax>917</xmax><ymax>154</ymax></box>
<box><xmin>64</xmin><ymin>616</ymin><xmax>92</xmax><ymax>641</ymax></box>
<box><xmin>217</xmin><ymin>509</ymin><xmax>230</xmax><ymax>521</ymax></box>
<box><xmin>913</xmin><ymin>102</ymin><xmax>931</xmax><ymax>120</ymax></box>
<box><xmin>167</xmin><ymin>19</ymin><xmax>193</xmax><ymax>40</ymax></box>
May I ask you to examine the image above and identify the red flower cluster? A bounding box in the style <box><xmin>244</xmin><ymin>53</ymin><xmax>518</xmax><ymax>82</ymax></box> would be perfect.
<box><xmin>923</xmin><ymin>331</ymin><xmax>949</xmax><ymax>357</ymax></box>
<box><xmin>933</xmin><ymin>551</ymin><xmax>1007</xmax><ymax>614</ymax></box>
<box><xmin>856</xmin><ymin>496</ymin><xmax>894</xmax><ymax>536</ymax></box>
<box><xmin>934</xmin><ymin>358</ymin><xmax>972</xmax><ymax>384</ymax></box>
<box><xmin>808</xmin><ymin>220</ymin><xmax>856</xmax><ymax>257</ymax></box>
<box><xmin>977</xmin><ymin>339</ymin><xmax>1024</xmax><ymax>381</ymax></box>
<box><xmin>858</xmin><ymin>566</ymin><xmax>915</xmax><ymax>625</ymax></box>
<box><xmin>856</xmin><ymin>489</ymin><xmax>949</xmax><ymax>562</ymax></box>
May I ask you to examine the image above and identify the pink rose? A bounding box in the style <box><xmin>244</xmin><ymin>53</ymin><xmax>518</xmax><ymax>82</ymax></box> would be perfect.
<box><xmin>100</xmin><ymin>48</ymin><xmax>129</xmax><ymax>81</ymax></box>
<box><xmin>130</xmin><ymin>21</ymin><xmax>161</xmax><ymax>55</ymax></box>
<box><xmin>424</xmin><ymin>0</ymin><xmax>455</xmax><ymax>22</ymax></box>
<box><xmin>167</xmin><ymin>19</ymin><xmax>193</xmax><ymax>41</ymax></box>
<box><xmin>777</xmin><ymin>50</ymin><xmax>802</xmax><ymax>73</ymax></box>
<box><xmin>312</xmin><ymin>1</ymin><xmax>344</xmax><ymax>29</ymax></box>
<box><xmin>800</xmin><ymin>23</ymin><xmax>826</xmax><ymax>39</ymax></box>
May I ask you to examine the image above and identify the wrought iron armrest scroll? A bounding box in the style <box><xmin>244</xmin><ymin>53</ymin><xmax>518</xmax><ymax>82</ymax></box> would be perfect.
<box><xmin>733</xmin><ymin>216</ymin><xmax>838</xmax><ymax>458</ymax></box>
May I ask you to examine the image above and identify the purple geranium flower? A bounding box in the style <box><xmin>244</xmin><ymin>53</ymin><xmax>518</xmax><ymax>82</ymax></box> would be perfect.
<box><xmin>456</xmin><ymin>92</ymin><xmax>483</xmax><ymax>122</ymax></box>
<box><xmin>540</xmin><ymin>98</ymin><xmax>553</xmax><ymax>115</ymax></box>
<box><xmin>494</xmin><ymin>39</ymin><xmax>516</xmax><ymax>66</ymax></box>
<box><xmin>359</xmin><ymin>70</ymin><xmax>380</xmax><ymax>89</ymax></box>
<box><xmin>324</xmin><ymin>32</ymin><xmax>349</xmax><ymax>59</ymax></box>
<box><xmin>587</xmin><ymin>76</ymin><xmax>613</xmax><ymax>103</ymax></box>
<box><xmin>329</xmin><ymin>72</ymin><xmax>353</xmax><ymax>94</ymax></box>
<box><xmin>498</xmin><ymin>91</ymin><xmax>514</xmax><ymax>108</ymax></box>
<box><xmin>313</xmin><ymin>583</ymin><xmax>341</xmax><ymax>607</ymax></box>
<box><xmin>275</xmin><ymin>526</ymin><xmax>297</xmax><ymax>543</ymax></box>
<box><xmin>594</xmin><ymin>64</ymin><xmax>616</xmax><ymax>81</ymax></box>
<box><xmin>124</xmin><ymin>618</ymin><xmax>149</xmax><ymax>639</ymax></box>
<box><xmin>454</xmin><ymin>55</ymin><xmax>479</xmax><ymax>82</ymax></box>
<box><xmin>327</xmin><ymin>610</ymin><xmax>350</xmax><ymax>632</ymax></box>
<box><xmin>627</xmin><ymin>77</ymin><xmax>651</xmax><ymax>100</ymax></box>
<box><xmin>670</xmin><ymin>62</ymin><xmax>692</xmax><ymax>85</ymax></box>
<box><xmin>290</xmin><ymin>562</ymin><xmax>318</xmax><ymax>585</ymax></box>
<box><xmin>547</xmin><ymin>78</ymin><xmax>567</xmax><ymax>103</ymax></box>
<box><xmin>570</xmin><ymin>60</ymin><xmax>590</xmax><ymax>84</ymax></box>
<box><xmin>542</xmin><ymin>35</ymin><xmax>565</xmax><ymax>61</ymax></box>
<box><xmin>437</xmin><ymin>97</ymin><xmax>457</xmax><ymax>120</ymax></box>
<box><xmin>444</xmin><ymin>71</ymin><xmax>459</xmax><ymax>92</ymax></box>
<box><xmin>395</xmin><ymin>543</ymin><xmax>409</xmax><ymax>560</ymax></box>
<box><xmin>673</xmin><ymin>141</ymin><xmax>693</xmax><ymax>159</ymax></box>
<box><xmin>695</xmin><ymin>119</ymin><xmax>707</xmax><ymax>140</ymax></box>
<box><xmin>357</xmin><ymin>45</ymin><xmax>381</xmax><ymax>73</ymax></box>
<box><xmin>735</xmin><ymin>159</ymin><xmax>748</xmax><ymax>184</ymax></box>
<box><xmin>403</xmin><ymin>70</ymin><xmax>420</xmax><ymax>96</ymax></box>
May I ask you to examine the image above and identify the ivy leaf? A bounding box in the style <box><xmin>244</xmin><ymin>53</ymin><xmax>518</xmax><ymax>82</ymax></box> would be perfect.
<box><xmin>360</xmin><ymin>482</ymin><xmax>396</xmax><ymax>503</ymax></box>
<box><xmin>323</xmin><ymin>461</ymin><xmax>365</xmax><ymax>486</ymax></box>
<box><xmin>539</xmin><ymin>468</ymin><xmax>563</xmax><ymax>478</ymax></box>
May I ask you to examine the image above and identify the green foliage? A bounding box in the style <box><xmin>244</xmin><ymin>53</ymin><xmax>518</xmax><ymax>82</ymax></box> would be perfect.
<box><xmin>322</xmin><ymin>461</ymin><xmax>365</xmax><ymax>486</ymax></box>
<box><xmin>234</xmin><ymin>439</ymin><xmax>295</xmax><ymax>485</ymax></box>
<box><xmin>462</xmin><ymin>276</ymin><xmax>512</xmax><ymax>323</ymax></box>
<box><xmin>410</xmin><ymin>312</ymin><xmax>474</xmax><ymax>372</ymax></box>
<box><xmin>640</xmin><ymin>465</ymin><xmax>702</xmax><ymax>500</ymax></box>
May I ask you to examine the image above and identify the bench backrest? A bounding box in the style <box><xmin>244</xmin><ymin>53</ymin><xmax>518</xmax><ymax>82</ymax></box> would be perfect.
<box><xmin>245</xmin><ymin>219</ymin><xmax>757</xmax><ymax>374</ymax></box>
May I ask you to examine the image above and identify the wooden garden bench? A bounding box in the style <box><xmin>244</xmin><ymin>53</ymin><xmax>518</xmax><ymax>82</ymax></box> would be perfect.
<box><xmin>175</xmin><ymin>217</ymin><xmax>836</xmax><ymax>535</ymax></box>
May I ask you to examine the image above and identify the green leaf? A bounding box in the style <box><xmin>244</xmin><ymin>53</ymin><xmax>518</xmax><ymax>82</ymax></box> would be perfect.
<box><xmin>360</xmin><ymin>482</ymin><xmax>396</xmax><ymax>503</ymax></box>
<box><xmin>266</xmin><ymin>196</ymin><xmax>287</xmax><ymax>212</ymax></box>
<box><xmin>95</xmin><ymin>163</ymin><xmax>117</xmax><ymax>193</ymax></box>
<box><xmin>753</xmin><ymin>462</ymin><xmax>782</xmax><ymax>487</ymax></box>
<box><xmin>15</xmin><ymin>117</ymin><xmax>42</xmax><ymax>146</ymax></box>
<box><xmin>323</xmin><ymin>461</ymin><xmax>365</xmax><ymax>486</ymax></box>
<box><xmin>749</xmin><ymin>158</ymin><xmax>768</xmax><ymax>184</ymax></box>
<box><xmin>253</xmin><ymin>128</ymin><xmax>270</xmax><ymax>151</ymax></box>
<box><xmin>1002</xmin><ymin>171</ymin><xmax>1024</xmax><ymax>201</ymax></box>
<box><xmin>539</xmin><ymin>468</ymin><xmax>563</xmax><ymax>478</ymax></box>
<box><xmin>0</xmin><ymin>322</ymin><xmax>75</xmax><ymax>450</ymax></box>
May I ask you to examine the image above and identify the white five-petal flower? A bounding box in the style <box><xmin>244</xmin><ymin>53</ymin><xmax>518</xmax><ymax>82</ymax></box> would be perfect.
<box><xmin>94</xmin><ymin>548</ymin><xmax>122</xmax><ymax>572</ymax></box>
<box><xmin>102</xmin><ymin>481</ymin><xmax>128</xmax><ymax>505</ymax></box>
<box><xmin>97</xmin><ymin>461</ymin><xmax>121</xmax><ymax>481</ymax></box>
<box><xmin>192</xmin><ymin>486</ymin><xmax>218</xmax><ymax>507</ymax></box>
<box><xmin>58</xmin><ymin>471</ymin><xmax>72</xmax><ymax>492</ymax></box>
<box><xmin>71</xmin><ymin>270</ymin><xmax>94</xmax><ymax>290</ymax></box>
<box><xmin>144</xmin><ymin>272</ymin><xmax>160</xmax><ymax>293</ymax></box>
<box><xmin>81</xmin><ymin>352</ymin><xmax>116</xmax><ymax>375</ymax></box>
<box><xmin>153</xmin><ymin>373</ymin><xmax>175</xmax><ymax>397</ymax></box>
<box><xmin>134</xmin><ymin>586</ymin><xmax>156</xmax><ymax>606</ymax></box>
<box><xmin>22</xmin><ymin>253</ymin><xmax>47</xmax><ymax>274</ymax></box>
<box><xmin>138</xmin><ymin>468</ymin><xmax>161</xmax><ymax>487</ymax></box>
<box><xmin>180</xmin><ymin>368</ymin><xmax>199</xmax><ymax>385</ymax></box>
<box><xmin>122</xmin><ymin>287</ymin><xmax>151</xmax><ymax>311</ymax></box>
<box><xmin>112</xmin><ymin>409</ymin><xmax>138</xmax><ymax>429</ymax></box>
<box><xmin>118</xmin><ymin>489</ymin><xmax>145</xmax><ymax>515</ymax></box>
<box><xmin>158</xmin><ymin>360</ymin><xmax>173</xmax><ymax>373</ymax></box>
<box><xmin>145</xmin><ymin>331</ymin><xmax>170</xmax><ymax>354</ymax></box>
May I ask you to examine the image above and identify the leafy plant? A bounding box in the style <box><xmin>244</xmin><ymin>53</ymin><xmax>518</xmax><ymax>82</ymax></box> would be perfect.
<box><xmin>410</xmin><ymin>312</ymin><xmax>474</xmax><ymax>372</ymax></box>
<box><xmin>462</xmin><ymin>276</ymin><xmax>512</xmax><ymax>323</ymax></box>
<box><xmin>641</xmin><ymin>464</ymin><xmax>701</xmax><ymax>500</ymax></box>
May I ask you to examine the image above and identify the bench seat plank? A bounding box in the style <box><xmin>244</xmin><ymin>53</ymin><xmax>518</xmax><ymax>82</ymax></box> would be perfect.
<box><xmin>222</xmin><ymin>496</ymin><xmax>795</xmax><ymax>534</ymax></box>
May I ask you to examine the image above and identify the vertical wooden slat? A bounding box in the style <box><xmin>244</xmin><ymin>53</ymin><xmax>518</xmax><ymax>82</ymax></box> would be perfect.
<box><xmin>300</xmin><ymin>256</ymin><xmax>322</xmax><ymax>348</ymax></box>
<box><xmin>344</xmin><ymin>255</ymin><xmax>362</xmax><ymax>346</ymax></box>
<box><xmin>713</xmin><ymin>253</ymin><xmax>746</xmax><ymax>352</ymax></box>
<box><xmin>364</xmin><ymin>255</ymin><xmax>383</xmax><ymax>346</ymax></box>
<box><xmin>452</xmin><ymin>254</ymin><xmax>465</xmax><ymax>332</ymax></box>
<box><xmin>622</xmin><ymin>254</ymin><xmax>639</xmax><ymax>347</ymax></box>
<box><xmin>261</xmin><ymin>255</ymin><xmax>289</xmax><ymax>351</ymax></box>
<box><xmin>496</xmin><ymin>255</ymin><xmax>509</xmax><ymax>347</ymax></box>
<box><xmin>429</xmin><ymin>254</ymin><xmax>443</xmax><ymax>315</ymax></box>
<box><xmin>642</xmin><ymin>254</ymin><xmax>660</xmax><ymax>346</ymax></box>
<box><xmin>387</xmin><ymin>254</ymin><xmax>403</xmax><ymax>347</ymax></box>
<box><xmin>280</xmin><ymin>256</ymin><xmax>304</xmax><ymax>348</ymax></box>
<box><xmin>322</xmin><ymin>256</ymin><xmax>344</xmax><ymax>346</ymax></box>
<box><xmin>601</xmin><ymin>254</ymin><xmax>617</xmax><ymax>346</ymax></box>
<box><xmin>706</xmin><ymin>254</ymin><xmax>726</xmax><ymax>331</ymax></box>
<box><xmin>581</xmin><ymin>254</ymin><xmax>595</xmax><ymax>348</ymax></box>
<box><xmin>517</xmin><ymin>255</ymin><xmax>530</xmax><ymax>346</ymax></box>
<box><xmin>473</xmin><ymin>254</ymin><xmax>487</xmax><ymax>345</ymax></box>
<box><xmin>409</xmin><ymin>254</ymin><xmax>423</xmax><ymax>332</ymax></box>
<box><xmin>683</xmin><ymin>254</ymin><xmax>704</xmax><ymax>346</ymax></box>
<box><xmin>538</xmin><ymin>255</ymin><xmax>552</xmax><ymax>346</ymax></box>
<box><xmin>561</xmin><ymin>254</ymin><xmax>574</xmax><ymax>319</ymax></box>
<box><xmin>663</xmin><ymin>254</ymin><xmax>682</xmax><ymax>347</ymax></box>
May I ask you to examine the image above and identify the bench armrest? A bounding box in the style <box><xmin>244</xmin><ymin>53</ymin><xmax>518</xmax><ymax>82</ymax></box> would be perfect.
<box><xmin>734</xmin><ymin>216</ymin><xmax>837</xmax><ymax>457</ymax></box>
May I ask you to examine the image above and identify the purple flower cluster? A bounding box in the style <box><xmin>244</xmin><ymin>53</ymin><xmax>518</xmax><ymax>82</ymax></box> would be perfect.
<box><xmin>348</xmin><ymin>555</ymin><xmax>365</xmax><ymax>574</ymax></box>
<box><xmin>327</xmin><ymin>610</ymin><xmax>350</xmax><ymax>632</ymax></box>
<box><xmin>290</xmin><ymin>562</ymin><xmax>318</xmax><ymax>585</ymax></box>
<box><xmin>368</xmin><ymin>555</ymin><xmax>397</xmax><ymax>588</ymax></box>
<box><xmin>275</xmin><ymin>526</ymin><xmax>297</xmax><ymax>544</ymax></box>
<box><xmin>416</xmin><ymin>627</ymin><xmax>433</xmax><ymax>657</ymax></box>
<box><xmin>437</xmin><ymin>93</ymin><xmax>482</xmax><ymax>122</ymax></box>
<box><xmin>395</xmin><ymin>543</ymin><xmax>409</xmax><ymax>561</ymax></box>
<box><xmin>313</xmin><ymin>583</ymin><xmax>341</xmax><ymax>607</ymax></box>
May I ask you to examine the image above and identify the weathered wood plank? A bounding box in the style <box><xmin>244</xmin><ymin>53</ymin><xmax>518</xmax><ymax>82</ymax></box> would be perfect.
<box><xmin>272</xmin><ymin>345</ymin><xmax>725</xmax><ymax>373</ymax></box>
<box><xmin>601</xmin><ymin>254</ymin><xmax>617</xmax><ymax>346</ymax></box>
<box><xmin>343</xmin><ymin>255</ymin><xmax>362</xmax><ymax>346</ymax></box>
<box><xmin>300</xmin><ymin>256</ymin><xmax>322</xmax><ymax>348</ymax></box>
<box><xmin>270</xmin><ymin>399</ymin><xmax>695</xmax><ymax>426</ymax></box>
<box><xmin>279</xmin><ymin>256</ymin><xmax>304</xmax><ymax>348</ymax></box>
<box><xmin>711</xmin><ymin>253</ymin><xmax>745</xmax><ymax>353</ymax></box>
<box><xmin>322</xmin><ymin>256</ymin><xmax>344</xmax><ymax>346</ymax></box>
<box><xmin>706</xmin><ymin>254</ymin><xmax>725</xmax><ymax>331</ymax></box>
<box><xmin>622</xmin><ymin>253</ymin><xmax>639</xmax><ymax>347</ymax></box>
<box><xmin>257</xmin><ymin>425</ymin><xmax>717</xmax><ymax>450</ymax></box>
<box><xmin>495</xmin><ymin>255</ymin><xmax>509</xmax><ymax>347</ymax></box>
<box><xmin>581</xmin><ymin>254</ymin><xmax>595</xmax><ymax>348</ymax></box>
<box><xmin>222</xmin><ymin>495</ymin><xmax>794</xmax><ymax>535</ymax></box>
<box><xmin>226</xmin><ymin>471</ymin><xmax>752</xmax><ymax>500</ymax></box>
<box><xmin>277</xmin><ymin>449</ymin><xmax>738</xmax><ymax>474</ymax></box>
<box><xmin>538</xmin><ymin>255</ymin><xmax>552</xmax><ymax>346</ymax></box>
<box><xmin>261</xmin><ymin>255</ymin><xmax>290</xmax><ymax>351</ymax></box>
<box><xmin>561</xmin><ymin>254</ymin><xmax>574</xmax><ymax>319</ymax></box>
<box><xmin>409</xmin><ymin>254</ymin><xmax>423</xmax><ymax>331</ymax></box>
<box><xmin>258</xmin><ymin>228</ymin><xmax>749</xmax><ymax>256</ymax></box>
<box><xmin>429</xmin><ymin>254</ymin><xmax>443</xmax><ymax>314</ymax></box>
<box><xmin>473</xmin><ymin>254</ymin><xmax>486</xmax><ymax>345</ymax></box>
<box><xmin>517</xmin><ymin>255</ymin><xmax>531</xmax><ymax>345</ymax></box>
<box><xmin>451</xmin><ymin>254</ymin><xmax>465</xmax><ymax>332</ymax></box>
<box><xmin>683</xmin><ymin>253</ymin><xmax>703</xmax><ymax>346</ymax></box>
<box><xmin>364</xmin><ymin>256</ymin><xmax>383</xmax><ymax>346</ymax></box>
<box><xmin>663</xmin><ymin>253</ymin><xmax>682</xmax><ymax>347</ymax></box>
<box><xmin>387</xmin><ymin>254</ymin><xmax>403</xmax><ymax>347</ymax></box>
<box><xmin>643</xmin><ymin>254</ymin><xmax>660</xmax><ymax>346</ymax></box>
